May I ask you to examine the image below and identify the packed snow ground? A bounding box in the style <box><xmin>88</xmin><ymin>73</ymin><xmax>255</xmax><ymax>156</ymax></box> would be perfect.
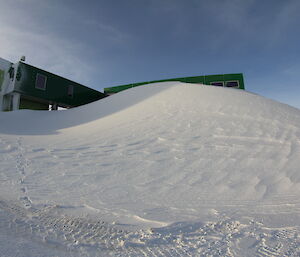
<box><xmin>0</xmin><ymin>82</ymin><xmax>300</xmax><ymax>256</ymax></box>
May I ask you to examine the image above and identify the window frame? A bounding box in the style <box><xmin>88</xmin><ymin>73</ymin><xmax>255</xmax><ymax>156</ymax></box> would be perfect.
<box><xmin>225</xmin><ymin>80</ymin><xmax>240</xmax><ymax>88</ymax></box>
<box><xmin>35</xmin><ymin>73</ymin><xmax>47</xmax><ymax>91</ymax></box>
<box><xmin>210</xmin><ymin>81</ymin><xmax>224</xmax><ymax>87</ymax></box>
<box><xmin>67</xmin><ymin>85</ymin><xmax>74</xmax><ymax>98</ymax></box>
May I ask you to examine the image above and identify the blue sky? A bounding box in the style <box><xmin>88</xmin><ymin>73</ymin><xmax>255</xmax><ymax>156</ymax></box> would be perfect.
<box><xmin>0</xmin><ymin>0</ymin><xmax>299</xmax><ymax>108</ymax></box>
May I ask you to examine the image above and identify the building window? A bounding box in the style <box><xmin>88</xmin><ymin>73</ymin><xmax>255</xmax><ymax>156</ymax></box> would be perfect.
<box><xmin>225</xmin><ymin>81</ymin><xmax>239</xmax><ymax>88</ymax></box>
<box><xmin>35</xmin><ymin>73</ymin><xmax>47</xmax><ymax>90</ymax></box>
<box><xmin>210</xmin><ymin>81</ymin><xmax>224</xmax><ymax>87</ymax></box>
<box><xmin>68</xmin><ymin>85</ymin><xmax>74</xmax><ymax>97</ymax></box>
<box><xmin>8</xmin><ymin>66</ymin><xmax>15</xmax><ymax>79</ymax></box>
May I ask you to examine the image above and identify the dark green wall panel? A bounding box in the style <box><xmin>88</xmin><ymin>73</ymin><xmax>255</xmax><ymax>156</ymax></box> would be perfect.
<box><xmin>14</xmin><ymin>62</ymin><xmax>106</xmax><ymax>108</ymax></box>
<box><xmin>19</xmin><ymin>97</ymin><xmax>49</xmax><ymax>110</ymax></box>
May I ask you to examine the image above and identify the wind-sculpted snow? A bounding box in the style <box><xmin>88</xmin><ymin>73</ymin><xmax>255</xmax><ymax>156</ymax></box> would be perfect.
<box><xmin>0</xmin><ymin>83</ymin><xmax>300</xmax><ymax>256</ymax></box>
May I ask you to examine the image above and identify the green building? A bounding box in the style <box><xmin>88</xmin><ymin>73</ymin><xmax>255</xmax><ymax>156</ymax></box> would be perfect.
<box><xmin>1</xmin><ymin>56</ymin><xmax>245</xmax><ymax>112</ymax></box>
<box><xmin>104</xmin><ymin>73</ymin><xmax>245</xmax><ymax>95</ymax></box>
<box><xmin>0</xmin><ymin>57</ymin><xmax>106</xmax><ymax>111</ymax></box>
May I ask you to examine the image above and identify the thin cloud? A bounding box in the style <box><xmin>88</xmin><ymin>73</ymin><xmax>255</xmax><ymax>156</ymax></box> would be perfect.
<box><xmin>83</xmin><ymin>19</ymin><xmax>131</xmax><ymax>44</ymax></box>
<box><xmin>0</xmin><ymin>1</ymin><xmax>101</xmax><ymax>86</ymax></box>
<box><xmin>0</xmin><ymin>0</ymin><xmax>134</xmax><ymax>88</ymax></box>
<box><xmin>0</xmin><ymin>23</ymin><xmax>92</xmax><ymax>84</ymax></box>
<box><xmin>282</xmin><ymin>63</ymin><xmax>300</xmax><ymax>76</ymax></box>
<box><xmin>269</xmin><ymin>0</ymin><xmax>300</xmax><ymax>43</ymax></box>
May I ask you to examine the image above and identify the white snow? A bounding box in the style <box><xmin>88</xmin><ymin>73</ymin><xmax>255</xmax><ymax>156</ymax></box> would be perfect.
<box><xmin>0</xmin><ymin>82</ymin><xmax>299</xmax><ymax>256</ymax></box>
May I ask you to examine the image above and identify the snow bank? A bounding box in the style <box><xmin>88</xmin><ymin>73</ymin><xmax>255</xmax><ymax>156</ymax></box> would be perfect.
<box><xmin>1</xmin><ymin>82</ymin><xmax>300</xmax><ymax>256</ymax></box>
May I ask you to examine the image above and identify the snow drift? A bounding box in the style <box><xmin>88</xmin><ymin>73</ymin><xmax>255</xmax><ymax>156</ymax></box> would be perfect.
<box><xmin>0</xmin><ymin>82</ymin><xmax>300</xmax><ymax>256</ymax></box>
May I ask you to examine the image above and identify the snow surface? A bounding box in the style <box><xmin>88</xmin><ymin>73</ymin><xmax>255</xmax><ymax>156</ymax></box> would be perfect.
<box><xmin>0</xmin><ymin>82</ymin><xmax>300</xmax><ymax>256</ymax></box>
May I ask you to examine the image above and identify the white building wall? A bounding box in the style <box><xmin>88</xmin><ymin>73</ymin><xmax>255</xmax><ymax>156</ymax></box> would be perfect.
<box><xmin>0</xmin><ymin>58</ymin><xmax>18</xmax><ymax>111</ymax></box>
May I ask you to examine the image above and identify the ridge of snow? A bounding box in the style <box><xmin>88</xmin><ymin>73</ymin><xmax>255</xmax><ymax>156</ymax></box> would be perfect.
<box><xmin>0</xmin><ymin>82</ymin><xmax>300</xmax><ymax>256</ymax></box>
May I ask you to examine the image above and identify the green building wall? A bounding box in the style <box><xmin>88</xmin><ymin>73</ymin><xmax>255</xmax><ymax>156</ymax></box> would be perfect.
<box><xmin>18</xmin><ymin>97</ymin><xmax>49</xmax><ymax>110</ymax></box>
<box><xmin>104</xmin><ymin>73</ymin><xmax>245</xmax><ymax>94</ymax></box>
<box><xmin>14</xmin><ymin>62</ymin><xmax>106</xmax><ymax>108</ymax></box>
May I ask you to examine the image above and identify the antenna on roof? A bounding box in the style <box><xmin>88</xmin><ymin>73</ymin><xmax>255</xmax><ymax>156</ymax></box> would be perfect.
<box><xmin>20</xmin><ymin>56</ymin><xmax>26</xmax><ymax>62</ymax></box>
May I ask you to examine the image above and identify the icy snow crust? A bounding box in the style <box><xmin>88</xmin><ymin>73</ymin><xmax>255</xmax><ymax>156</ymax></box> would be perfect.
<box><xmin>0</xmin><ymin>83</ymin><xmax>299</xmax><ymax>256</ymax></box>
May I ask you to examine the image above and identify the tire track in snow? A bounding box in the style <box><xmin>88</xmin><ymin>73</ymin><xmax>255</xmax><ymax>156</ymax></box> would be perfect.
<box><xmin>0</xmin><ymin>201</ymin><xmax>299</xmax><ymax>256</ymax></box>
